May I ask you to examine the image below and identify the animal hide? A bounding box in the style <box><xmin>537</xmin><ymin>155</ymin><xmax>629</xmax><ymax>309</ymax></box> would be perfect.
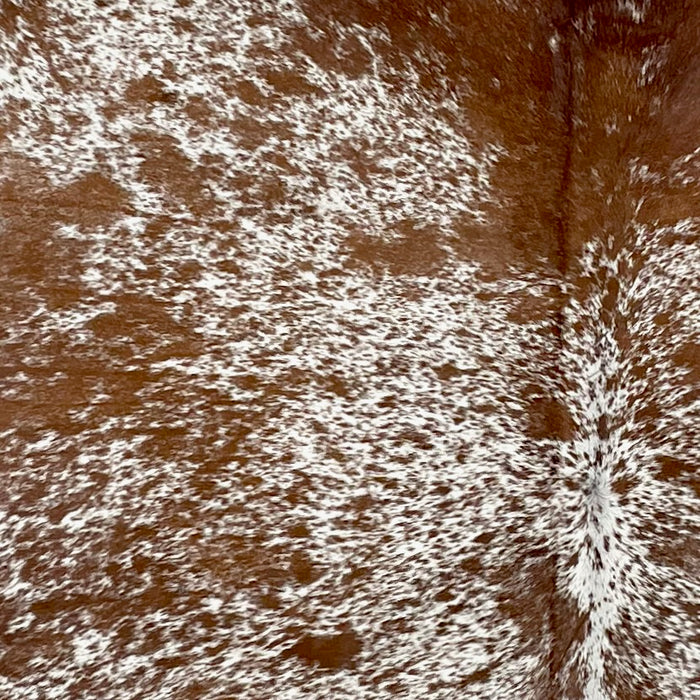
<box><xmin>0</xmin><ymin>1</ymin><xmax>698</xmax><ymax>698</ymax></box>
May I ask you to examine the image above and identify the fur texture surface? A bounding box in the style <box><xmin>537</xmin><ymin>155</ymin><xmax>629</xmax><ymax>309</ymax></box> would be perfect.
<box><xmin>0</xmin><ymin>1</ymin><xmax>698</xmax><ymax>698</ymax></box>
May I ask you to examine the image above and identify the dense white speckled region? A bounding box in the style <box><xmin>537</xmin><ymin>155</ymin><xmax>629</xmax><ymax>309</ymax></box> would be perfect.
<box><xmin>1</xmin><ymin>1</ymin><xmax>698</xmax><ymax>698</ymax></box>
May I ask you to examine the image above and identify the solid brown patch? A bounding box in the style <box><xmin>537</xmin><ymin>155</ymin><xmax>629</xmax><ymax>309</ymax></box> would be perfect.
<box><xmin>51</xmin><ymin>171</ymin><xmax>132</xmax><ymax>226</ymax></box>
<box><xmin>656</xmin><ymin>455</ymin><xmax>696</xmax><ymax>481</ymax></box>
<box><xmin>125</xmin><ymin>74</ymin><xmax>177</xmax><ymax>104</ymax></box>
<box><xmin>459</xmin><ymin>557</ymin><xmax>482</xmax><ymax>575</ymax></box>
<box><xmin>0</xmin><ymin>631</ymin><xmax>68</xmax><ymax>679</ymax></box>
<box><xmin>459</xmin><ymin>666</ymin><xmax>491</xmax><ymax>686</ymax></box>
<box><xmin>0</xmin><ymin>162</ymin><xmax>133</xmax><ymax>312</ymax></box>
<box><xmin>235</xmin><ymin>79</ymin><xmax>267</xmax><ymax>106</ymax></box>
<box><xmin>264</xmin><ymin>68</ymin><xmax>325</xmax><ymax>97</ymax></box>
<box><xmin>283</xmin><ymin>628</ymin><xmax>362</xmax><ymax>670</ymax></box>
<box><xmin>0</xmin><ymin>0</ymin><xmax>22</xmax><ymax>31</ymax></box>
<box><xmin>0</xmin><ymin>0</ymin><xmax>47</xmax><ymax>35</ymax></box>
<box><xmin>87</xmin><ymin>294</ymin><xmax>189</xmax><ymax>342</ymax></box>
<box><xmin>132</xmin><ymin>131</ymin><xmax>215</xmax><ymax>215</ymax></box>
<box><xmin>2</xmin><ymin>160</ymin><xmax>130</xmax><ymax>228</ymax></box>
<box><xmin>433</xmin><ymin>363</ymin><xmax>461</xmax><ymax>381</ymax></box>
<box><xmin>523</xmin><ymin>392</ymin><xmax>574</xmax><ymax>442</ymax></box>
<box><xmin>636</xmin><ymin>186</ymin><xmax>700</xmax><ymax>228</ymax></box>
<box><xmin>184</xmin><ymin>95</ymin><xmax>216</xmax><ymax>125</ymax></box>
<box><xmin>344</xmin><ymin>221</ymin><xmax>446</xmax><ymax>276</ymax></box>
<box><xmin>672</xmin><ymin>343</ymin><xmax>700</xmax><ymax>382</ymax></box>
<box><xmin>289</xmin><ymin>550</ymin><xmax>319</xmax><ymax>585</ymax></box>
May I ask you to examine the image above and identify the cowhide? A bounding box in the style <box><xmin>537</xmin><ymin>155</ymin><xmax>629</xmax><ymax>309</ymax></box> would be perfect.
<box><xmin>0</xmin><ymin>1</ymin><xmax>698</xmax><ymax>698</ymax></box>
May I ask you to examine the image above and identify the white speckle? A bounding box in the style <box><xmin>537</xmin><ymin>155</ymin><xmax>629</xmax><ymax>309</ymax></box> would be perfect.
<box><xmin>202</xmin><ymin>597</ymin><xmax>224</xmax><ymax>613</ymax></box>
<box><xmin>72</xmin><ymin>630</ymin><xmax>111</xmax><ymax>666</ymax></box>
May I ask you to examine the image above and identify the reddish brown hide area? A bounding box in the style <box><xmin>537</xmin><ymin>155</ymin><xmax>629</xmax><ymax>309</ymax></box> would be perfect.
<box><xmin>304</xmin><ymin>0</ymin><xmax>700</xmax><ymax>271</ymax></box>
<box><xmin>0</xmin><ymin>2</ymin><xmax>698</xmax><ymax>699</ymax></box>
<box><xmin>302</xmin><ymin>0</ymin><xmax>573</xmax><ymax>275</ymax></box>
<box><xmin>567</xmin><ymin>0</ymin><xmax>700</xmax><ymax>255</ymax></box>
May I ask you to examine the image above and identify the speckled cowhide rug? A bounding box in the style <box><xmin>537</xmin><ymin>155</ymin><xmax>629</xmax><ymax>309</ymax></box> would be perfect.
<box><xmin>0</xmin><ymin>1</ymin><xmax>698</xmax><ymax>698</ymax></box>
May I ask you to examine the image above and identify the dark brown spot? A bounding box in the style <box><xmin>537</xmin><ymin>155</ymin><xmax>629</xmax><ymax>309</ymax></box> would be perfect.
<box><xmin>259</xmin><ymin>592</ymin><xmax>281</xmax><ymax>610</ymax></box>
<box><xmin>289</xmin><ymin>523</ymin><xmax>310</xmax><ymax>538</ymax></box>
<box><xmin>155</xmin><ymin>656</ymin><xmax>187</xmax><ymax>669</ymax></box>
<box><xmin>290</xmin><ymin>551</ymin><xmax>319</xmax><ymax>585</ymax></box>
<box><xmin>435</xmin><ymin>587</ymin><xmax>454</xmax><ymax>602</ymax></box>
<box><xmin>460</xmin><ymin>557</ymin><xmax>482</xmax><ymax>575</ymax></box>
<box><xmin>283</xmin><ymin>627</ymin><xmax>362</xmax><ymax>669</ymax></box>
<box><xmin>433</xmin><ymin>363</ymin><xmax>461</xmax><ymax>380</ymax></box>
<box><xmin>264</xmin><ymin>69</ymin><xmax>325</xmax><ymax>97</ymax></box>
<box><xmin>125</xmin><ymin>74</ymin><xmax>177</xmax><ymax>104</ymax></box>
<box><xmin>236</xmin><ymin>79</ymin><xmax>266</xmax><ymax>105</ymax></box>
<box><xmin>460</xmin><ymin>666</ymin><xmax>491</xmax><ymax>686</ymax></box>
<box><xmin>656</xmin><ymin>455</ymin><xmax>695</xmax><ymax>480</ymax></box>
<box><xmin>524</xmin><ymin>394</ymin><xmax>573</xmax><ymax>441</ymax></box>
